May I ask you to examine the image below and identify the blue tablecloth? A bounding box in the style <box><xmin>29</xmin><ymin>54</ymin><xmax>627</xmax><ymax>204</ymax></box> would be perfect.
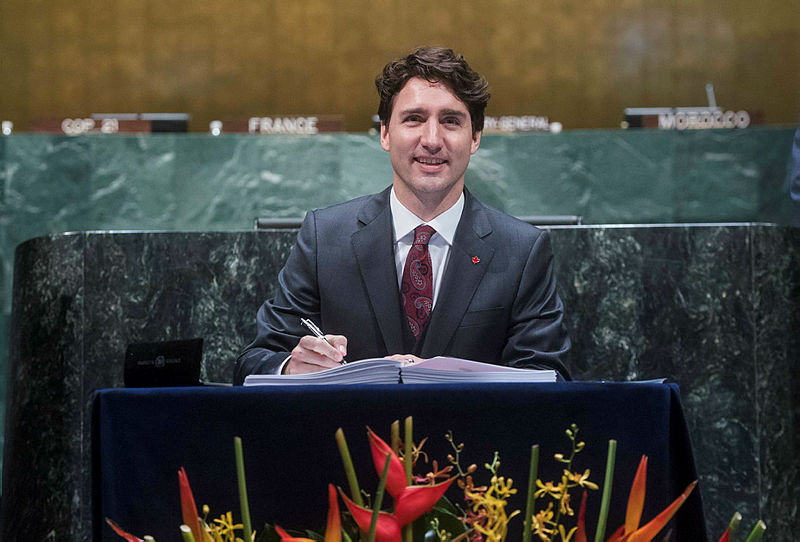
<box><xmin>92</xmin><ymin>382</ymin><xmax>706</xmax><ymax>541</ymax></box>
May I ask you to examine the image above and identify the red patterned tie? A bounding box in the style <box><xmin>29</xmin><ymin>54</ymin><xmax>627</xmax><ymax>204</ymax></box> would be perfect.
<box><xmin>401</xmin><ymin>225</ymin><xmax>436</xmax><ymax>340</ymax></box>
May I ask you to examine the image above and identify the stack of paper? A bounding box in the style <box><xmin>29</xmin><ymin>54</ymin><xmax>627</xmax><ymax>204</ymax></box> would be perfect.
<box><xmin>402</xmin><ymin>357</ymin><xmax>555</xmax><ymax>383</ymax></box>
<box><xmin>243</xmin><ymin>358</ymin><xmax>401</xmax><ymax>386</ymax></box>
<box><xmin>243</xmin><ymin>357</ymin><xmax>556</xmax><ymax>386</ymax></box>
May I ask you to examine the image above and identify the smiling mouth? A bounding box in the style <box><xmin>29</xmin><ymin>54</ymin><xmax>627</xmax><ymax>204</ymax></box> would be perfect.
<box><xmin>415</xmin><ymin>157</ymin><xmax>447</xmax><ymax>166</ymax></box>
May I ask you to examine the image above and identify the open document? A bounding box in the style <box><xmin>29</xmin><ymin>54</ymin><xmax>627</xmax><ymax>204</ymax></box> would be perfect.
<box><xmin>242</xmin><ymin>356</ymin><xmax>556</xmax><ymax>386</ymax></box>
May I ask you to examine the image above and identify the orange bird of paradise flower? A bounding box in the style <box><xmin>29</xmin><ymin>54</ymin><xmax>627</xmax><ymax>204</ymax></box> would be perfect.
<box><xmin>276</xmin><ymin>484</ymin><xmax>342</xmax><ymax>542</ymax></box>
<box><xmin>106</xmin><ymin>468</ymin><xmax>211</xmax><ymax>542</ymax></box>
<box><xmin>178</xmin><ymin>467</ymin><xmax>212</xmax><ymax>542</ymax></box>
<box><xmin>604</xmin><ymin>456</ymin><xmax>697</xmax><ymax>542</ymax></box>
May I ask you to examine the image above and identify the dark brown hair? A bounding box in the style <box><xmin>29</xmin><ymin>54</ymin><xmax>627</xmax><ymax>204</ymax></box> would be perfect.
<box><xmin>376</xmin><ymin>47</ymin><xmax>490</xmax><ymax>134</ymax></box>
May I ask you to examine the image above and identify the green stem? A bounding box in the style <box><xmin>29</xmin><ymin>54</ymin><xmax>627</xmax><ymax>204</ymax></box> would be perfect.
<box><xmin>727</xmin><ymin>511</ymin><xmax>742</xmax><ymax>539</ymax></box>
<box><xmin>180</xmin><ymin>524</ymin><xmax>197</xmax><ymax>542</ymax></box>
<box><xmin>522</xmin><ymin>444</ymin><xmax>539</xmax><ymax>542</ymax></box>
<box><xmin>744</xmin><ymin>520</ymin><xmax>766</xmax><ymax>542</ymax></box>
<box><xmin>234</xmin><ymin>437</ymin><xmax>253</xmax><ymax>542</ymax></box>
<box><xmin>403</xmin><ymin>416</ymin><xmax>414</xmax><ymax>542</ymax></box>
<box><xmin>404</xmin><ymin>416</ymin><xmax>413</xmax><ymax>484</ymax></box>
<box><xmin>450</xmin><ymin>528</ymin><xmax>475</xmax><ymax>542</ymax></box>
<box><xmin>552</xmin><ymin>438</ymin><xmax>578</xmax><ymax>530</ymax></box>
<box><xmin>391</xmin><ymin>420</ymin><xmax>401</xmax><ymax>455</ymax></box>
<box><xmin>335</xmin><ymin>428</ymin><xmax>363</xmax><ymax>506</ymax></box>
<box><xmin>369</xmin><ymin>454</ymin><xmax>392</xmax><ymax>542</ymax></box>
<box><xmin>594</xmin><ymin>439</ymin><xmax>617</xmax><ymax>542</ymax></box>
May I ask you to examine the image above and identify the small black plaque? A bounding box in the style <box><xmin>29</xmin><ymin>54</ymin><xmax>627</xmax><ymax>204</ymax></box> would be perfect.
<box><xmin>124</xmin><ymin>338</ymin><xmax>203</xmax><ymax>387</ymax></box>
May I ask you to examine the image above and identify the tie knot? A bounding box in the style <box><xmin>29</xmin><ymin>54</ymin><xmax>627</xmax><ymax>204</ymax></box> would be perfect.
<box><xmin>413</xmin><ymin>225</ymin><xmax>436</xmax><ymax>246</ymax></box>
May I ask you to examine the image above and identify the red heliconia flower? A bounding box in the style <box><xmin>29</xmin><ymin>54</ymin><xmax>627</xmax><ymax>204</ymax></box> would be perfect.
<box><xmin>277</xmin><ymin>484</ymin><xmax>342</xmax><ymax>542</ymax></box>
<box><xmin>363</xmin><ymin>428</ymin><xmax>456</xmax><ymax>529</ymax></box>
<box><xmin>718</xmin><ymin>527</ymin><xmax>731</xmax><ymax>542</ymax></box>
<box><xmin>105</xmin><ymin>518</ymin><xmax>145</xmax><ymax>542</ymax></box>
<box><xmin>178</xmin><ymin>467</ymin><xmax>206</xmax><ymax>542</ymax></box>
<box><xmin>340</xmin><ymin>477</ymin><xmax>454</xmax><ymax>542</ymax></box>
<box><xmin>393</xmin><ymin>480</ymin><xmax>454</xmax><ymax>525</ymax></box>
<box><xmin>575</xmin><ymin>491</ymin><xmax>588</xmax><ymax>542</ymax></box>
<box><xmin>340</xmin><ymin>490</ymin><xmax>402</xmax><ymax>542</ymax></box>
<box><xmin>607</xmin><ymin>456</ymin><xmax>697</xmax><ymax>542</ymax></box>
<box><xmin>365</xmin><ymin>427</ymin><xmax>457</xmax><ymax>525</ymax></box>
<box><xmin>367</xmin><ymin>427</ymin><xmax>409</xmax><ymax>499</ymax></box>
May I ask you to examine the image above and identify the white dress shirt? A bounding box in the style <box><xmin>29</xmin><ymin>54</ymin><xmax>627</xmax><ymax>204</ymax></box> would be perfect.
<box><xmin>390</xmin><ymin>188</ymin><xmax>465</xmax><ymax>308</ymax></box>
<box><xmin>280</xmin><ymin>190</ymin><xmax>465</xmax><ymax>373</ymax></box>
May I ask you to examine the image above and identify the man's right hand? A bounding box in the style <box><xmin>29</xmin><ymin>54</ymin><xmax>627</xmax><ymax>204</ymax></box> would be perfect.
<box><xmin>283</xmin><ymin>334</ymin><xmax>348</xmax><ymax>374</ymax></box>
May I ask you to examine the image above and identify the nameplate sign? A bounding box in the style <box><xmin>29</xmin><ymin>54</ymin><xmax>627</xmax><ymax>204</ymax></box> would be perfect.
<box><xmin>31</xmin><ymin>118</ymin><xmax>151</xmax><ymax>135</ymax></box>
<box><xmin>624</xmin><ymin>108</ymin><xmax>754</xmax><ymax>130</ymax></box>
<box><xmin>213</xmin><ymin>115</ymin><xmax>345</xmax><ymax>135</ymax></box>
<box><xmin>483</xmin><ymin>115</ymin><xmax>554</xmax><ymax>133</ymax></box>
<box><xmin>31</xmin><ymin>114</ymin><xmax>189</xmax><ymax>135</ymax></box>
<box><xmin>656</xmin><ymin>110</ymin><xmax>750</xmax><ymax>130</ymax></box>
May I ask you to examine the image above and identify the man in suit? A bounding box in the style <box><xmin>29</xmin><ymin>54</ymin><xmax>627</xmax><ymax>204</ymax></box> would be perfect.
<box><xmin>234</xmin><ymin>47</ymin><xmax>571</xmax><ymax>384</ymax></box>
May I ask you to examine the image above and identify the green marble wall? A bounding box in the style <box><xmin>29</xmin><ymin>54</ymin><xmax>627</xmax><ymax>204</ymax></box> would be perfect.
<box><xmin>5</xmin><ymin>227</ymin><xmax>799</xmax><ymax>540</ymax></box>
<box><xmin>0</xmin><ymin>127</ymin><xmax>796</xmax><ymax>479</ymax></box>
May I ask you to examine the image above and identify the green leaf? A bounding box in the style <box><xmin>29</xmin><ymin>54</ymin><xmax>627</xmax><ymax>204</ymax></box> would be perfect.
<box><xmin>254</xmin><ymin>523</ymin><xmax>282</xmax><ymax>542</ymax></box>
<box><xmin>432</xmin><ymin>495</ymin><xmax>461</xmax><ymax>517</ymax></box>
<box><xmin>523</xmin><ymin>444</ymin><xmax>540</xmax><ymax>542</ymax></box>
<box><xmin>303</xmin><ymin>528</ymin><xmax>324</xmax><ymax>541</ymax></box>
<box><xmin>595</xmin><ymin>439</ymin><xmax>617</xmax><ymax>542</ymax></box>
<box><xmin>235</xmin><ymin>437</ymin><xmax>253</xmax><ymax>542</ymax></box>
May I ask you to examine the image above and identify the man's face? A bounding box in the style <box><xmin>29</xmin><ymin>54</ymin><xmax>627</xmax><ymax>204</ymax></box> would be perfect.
<box><xmin>381</xmin><ymin>77</ymin><xmax>481</xmax><ymax>209</ymax></box>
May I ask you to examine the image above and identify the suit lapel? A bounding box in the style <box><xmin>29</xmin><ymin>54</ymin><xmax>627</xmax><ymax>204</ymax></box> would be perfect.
<box><xmin>421</xmin><ymin>191</ymin><xmax>494</xmax><ymax>358</ymax></box>
<box><xmin>351</xmin><ymin>189</ymin><xmax>406</xmax><ymax>355</ymax></box>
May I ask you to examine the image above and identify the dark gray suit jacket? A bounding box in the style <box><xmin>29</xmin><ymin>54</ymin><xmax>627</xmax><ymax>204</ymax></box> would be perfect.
<box><xmin>234</xmin><ymin>187</ymin><xmax>571</xmax><ymax>384</ymax></box>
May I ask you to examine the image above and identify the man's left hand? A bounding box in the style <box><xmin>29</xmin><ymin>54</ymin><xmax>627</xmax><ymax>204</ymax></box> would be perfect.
<box><xmin>385</xmin><ymin>354</ymin><xmax>425</xmax><ymax>365</ymax></box>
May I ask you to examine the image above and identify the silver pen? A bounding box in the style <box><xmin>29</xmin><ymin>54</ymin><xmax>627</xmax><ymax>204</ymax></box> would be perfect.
<box><xmin>300</xmin><ymin>318</ymin><xmax>347</xmax><ymax>364</ymax></box>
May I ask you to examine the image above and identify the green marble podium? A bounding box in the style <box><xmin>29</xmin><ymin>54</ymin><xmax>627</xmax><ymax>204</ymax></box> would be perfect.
<box><xmin>3</xmin><ymin>225</ymin><xmax>799</xmax><ymax>540</ymax></box>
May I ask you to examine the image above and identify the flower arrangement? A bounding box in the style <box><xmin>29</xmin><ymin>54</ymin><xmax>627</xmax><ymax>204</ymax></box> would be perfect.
<box><xmin>107</xmin><ymin>418</ymin><xmax>766</xmax><ymax>542</ymax></box>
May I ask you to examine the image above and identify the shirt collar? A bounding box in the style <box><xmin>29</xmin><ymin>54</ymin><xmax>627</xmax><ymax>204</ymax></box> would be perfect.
<box><xmin>390</xmin><ymin>188</ymin><xmax>464</xmax><ymax>245</ymax></box>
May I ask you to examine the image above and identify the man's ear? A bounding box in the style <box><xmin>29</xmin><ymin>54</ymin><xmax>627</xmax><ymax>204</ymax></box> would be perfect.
<box><xmin>380</xmin><ymin>122</ymin><xmax>390</xmax><ymax>151</ymax></box>
<box><xmin>470</xmin><ymin>130</ymin><xmax>482</xmax><ymax>155</ymax></box>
